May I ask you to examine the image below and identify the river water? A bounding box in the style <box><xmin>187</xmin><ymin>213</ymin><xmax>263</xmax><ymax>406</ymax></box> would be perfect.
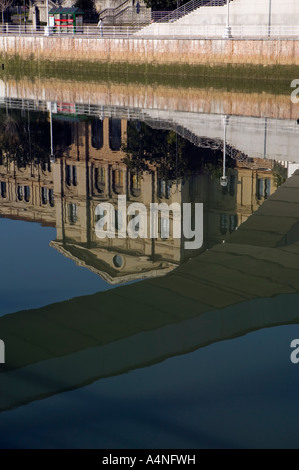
<box><xmin>0</xmin><ymin>76</ymin><xmax>299</xmax><ymax>449</ymax></box>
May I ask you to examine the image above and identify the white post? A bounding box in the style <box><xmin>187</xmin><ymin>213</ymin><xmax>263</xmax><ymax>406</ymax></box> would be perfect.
<box><xmin>44</xmin><ymin>0</ymin><xmax>52</xmax><ymax>36</ymax></box>
<box><xmin>48</xmin><ymin>102</ymin><xmax>55</xmax><ymax>162</ymax></box>
<box><xmin>50</xmin><ymin>106</ymin><xmax>54</xmax><ymax>160</ymax></box>
<box><xmin>220</xmin><ymin>115</ymin><xmax>229</xmax><ymax>187</ymax></box>
<box><xmin>268</xmin><ymin>0</ymin><xmax>272</xmax><ymax>37</ymax></box>
<box><xmin>223</xmin><ymin>0</ymin><xmax>232</xmax><ymax>39</ymax></box>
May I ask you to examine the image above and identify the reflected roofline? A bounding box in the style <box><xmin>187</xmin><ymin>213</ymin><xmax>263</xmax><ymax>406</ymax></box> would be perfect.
<box><xmin>49</xmin><ymin>240</ymin><xmax>178</xmax><ymax>284</ymax></box>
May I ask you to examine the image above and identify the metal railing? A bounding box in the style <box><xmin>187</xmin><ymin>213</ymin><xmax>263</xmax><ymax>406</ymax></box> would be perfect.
<box><xmin>99</xmin><ymin>0</ymin><xmax>131</xmax><ymax>22</ymax></box>
<box><xmin>135</xmin><ymin>24</ymin><xmax>299</xmax><ymax>39</ymax></box>
<box><xmin>0</xmin><ymin>23</ymin><xmax>299</xmax><ymax>39</ymax></box>
<box><xmin>151</xmin><ymin>11</ymin><xmax>173</xmax><ymax>22</ymax></box>
<box><xmin>156</xmin><ymin>0</ymin><xmax>229</xmax><ymax>23</ymax></box>
<box><xmin>0</xmin><ymin>23</ymin><xmax>143</xmax><ymax>37</ymax></box>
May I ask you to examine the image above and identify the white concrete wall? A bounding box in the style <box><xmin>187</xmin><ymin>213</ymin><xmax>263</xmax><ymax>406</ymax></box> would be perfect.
<box><xmin>138</xmin><ymin>0</ymin><xmax>299</xmax><ymax>37</ymax></box>
<box><xmin>143</xmin><ymin>108</ymin><xmax>299</xmax><ymax>163</ymax></box>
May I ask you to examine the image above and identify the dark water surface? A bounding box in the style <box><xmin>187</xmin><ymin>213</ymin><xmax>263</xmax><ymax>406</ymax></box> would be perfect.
<box><xmin>0</xmin><ymin>80</ymin><xmax>299</xmax><ymax>448</ymax></box>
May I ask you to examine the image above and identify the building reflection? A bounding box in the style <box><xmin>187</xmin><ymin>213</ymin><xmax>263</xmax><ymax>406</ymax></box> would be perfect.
<box><xmin>0</xmin><ymin>115</ymin><xmax>283</xmax><ymax>283</ymax></box>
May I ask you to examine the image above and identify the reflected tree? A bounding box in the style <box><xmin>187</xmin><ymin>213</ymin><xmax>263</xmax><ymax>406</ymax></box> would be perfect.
<box><xmin>122</xmin><ymin>121</ymin><xmax>233</xmax><ymax>182</ymax></box>
<box><xmin>0</xmin><ymin>0</ymin><xmax>14</xmax><ymax>23</ymax></box>
<box><xmin>0</xmin><ymin>108</ymin><xmax>51</xmax><ymax>167</ymax></box>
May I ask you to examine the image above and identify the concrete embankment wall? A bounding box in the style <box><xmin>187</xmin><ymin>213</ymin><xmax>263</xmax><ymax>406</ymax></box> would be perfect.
<box><xmin>0</xmin><ymin>36</ymin><xmax>299</xmax><ymax>66</ymax></box>
<box><xmin>1</xmin><ymin>78</ymin><xmax>298</xmax><ymax>121</ymax></box>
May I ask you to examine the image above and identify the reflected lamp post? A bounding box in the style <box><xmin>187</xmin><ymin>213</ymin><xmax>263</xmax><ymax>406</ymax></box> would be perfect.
<box><xmin>48</xmin><ymin>102</ymin><xmax>55</xmax><ymax>163</ymax></box>
<box><xmin>220</xmin><ymin>115</ymin><xmax>229</xmax><ymax>187</ymax></box>
<box><xmin>223</xmin><ymin>0</ymin><xmax>232</xmax><ymax>39</ymax></box>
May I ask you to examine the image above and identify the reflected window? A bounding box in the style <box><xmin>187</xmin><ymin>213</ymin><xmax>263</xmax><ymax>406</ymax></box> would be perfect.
<box><xmin>66</xmin><ymin>165</ymin><xmax>71</xmax><ymax>186</ymax></box>
<box><xmin>49</xmin><ymin>189</ymin><xmax>54</xmax><ymax>207</ymax></box>
<box><xmin>131</xmin><ymin>174</ymin><xmax>141</xmax><ymax>197</ymax></box>
<box><xmin>113</xmin><ymin>169</ymin><xmax>123</xmax><ymax>194</ymax></box>
<box><xmin>66</xmin><ymin>165</ymin><xmax>77</xmax><ymax>186</ymax></box>
<box><xmin>109</xmin><ymin>119</ymin><xmax>121</xmax><ymax>151</ymax></box>
<box><xmin>95</xmin><ymin>167</ymin><xmax>105</xmax><ymax>193</ymax></box>
<box><xmin>265</xmin><ymin>179</ymin><xmax>271</xmax><ymax>199</ymax></box>
<box><xmin>113</xmin><ymin>255</ymin><xmax>123</xmax><ymax>268</ymax></box>
<box><xmin>41</xmin><ymin>160</ymin><xmax>51</xmax><ymax>173</ymax></box>
<box><xmin>41</xmin><ymin>187</ymin><xmax>48</xmax><ymax>205</ymax></box>
<box><xmin>0</xmin><ymin>181</ymin><xmax>6</xmax><ymax>198</ymax></box>
<box><xmin>161</xmin><ymin>216</ymin><xmax>170</xmax><ymax>239</ymax></box>
<box><xmin>257</xmin><ymin>179</ymin><xmax>264</xmax><ymax>200</ymax></box>
<box><xmin>257</xmin><ymin>178</ymin><xmax>271</xmax><ymax>200</ymax></box>
<box><xmin>229</xmin><ymin>174</ymin><xmax>236</xmax><ymax>197</ymax></box>
<box><xmin>24</xmin><ymin>186</ymin><xmax>30</xmax><ymax>203</ymax></box>
<box><xmin>72</xmin><ymin>166</ymin><xmax>77</xmax><ymax>186</ymax></box>
<box><xmin>91</xmin><ymin>119</ymin><xmax>103</xmax><ymax>149</ymax></box>
<box><xmin>68</xmin><ymin>203</ymin><xmax>78</xmax><ymax>224</ymax></box>
<box><xmin>229</xmin><ymin>214</ymin><xmax>238</xmax><ymax>233</ymax></box>
<box><xmin>158</xmin><ymin>179</ymin><xmax>171</xmax><ymax>199</ymax></box>
<box><xmin>17</xmin><ymin>185</ymin><xmax>23</xmax><ymax>201</ymax></box>
<box><xmin>220</xmin><ymin>214</ymin><xmax>228</xmax><ymax>235</ymax></box>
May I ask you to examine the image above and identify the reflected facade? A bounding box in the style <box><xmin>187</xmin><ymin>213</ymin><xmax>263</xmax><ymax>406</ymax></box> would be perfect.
<box><xmin>0</xmin><ymin>111</ymin><xmax>283</xmax><ymax>284</ymax></box>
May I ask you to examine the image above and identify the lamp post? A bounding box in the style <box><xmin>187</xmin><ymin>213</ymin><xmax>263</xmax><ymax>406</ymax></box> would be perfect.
<box><xmin>23</xmin><ymin>0</ymin><xmax>26</xmax><ymax>31</ymax></box>
<box><xmin>268</xmin><ymin>0</ymin><xmax>272</xmax><ymax>37</ymax></box>
<box><xmin>223</xmin><ymin>0</ymin><xmax>232</xmax><ymax>39</ymax></box>
<box><xmin>44</xmin><ymin>0</ymin><xmax>52</xmax><ymax>36</ymax></box>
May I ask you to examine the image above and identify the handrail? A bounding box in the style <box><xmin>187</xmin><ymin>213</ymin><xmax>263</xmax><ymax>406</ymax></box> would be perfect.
<box><xmin>0</xmin><ymin>22</ymin><xmax>299</xmax><ymax>39</ymax></box>
<box><xmin>151</xmin><ymin>11</ymin><xmax>173</xmax><ymax>22</ymax></box>
<box><xmin>100</xmin><ymin>0</ymin><xmax>131</xmax><ymax>20</ymax></box>
<box><xmin>156</xmin><ymin>0</ymin><xmax>230</xmax><ymax>24</ymax></box>
<box><xmin>114</xmin><ymin>5</ymin><xmax>132</xmax><ymax>19</ymax></box>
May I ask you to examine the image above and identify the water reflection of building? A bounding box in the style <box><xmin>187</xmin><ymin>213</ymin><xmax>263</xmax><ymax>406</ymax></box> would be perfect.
<box><xmin>0</xmin><ymin>116</ymin><xmax>280</xmax><ymax>283</ymax></box>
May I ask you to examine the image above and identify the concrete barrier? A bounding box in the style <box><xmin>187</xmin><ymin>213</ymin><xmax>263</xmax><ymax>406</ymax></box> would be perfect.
<box><xmin>0</xmin><ymin>36</ymin><xmax>299</xmax><ymax>66</ymax></box>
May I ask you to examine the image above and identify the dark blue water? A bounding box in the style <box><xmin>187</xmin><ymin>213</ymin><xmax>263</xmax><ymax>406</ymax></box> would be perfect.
<box><xmin>1</xmin><ymin>319</ymin><xmax>299</xmax><ymax>449</ymax></box>
<box><xmin>1</xmin><ymin>100</ymin><xmax>299</xmax><ymax>450</ymax></box>
<box><xmin>0</xmin><ymin>219</ymin><xmax>114</xmax><ymax>316</ymax></box>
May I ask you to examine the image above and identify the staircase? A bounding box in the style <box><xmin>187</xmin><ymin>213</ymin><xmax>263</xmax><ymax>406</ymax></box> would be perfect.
<box><xmin>136</xmin><ymin>0</ymin><xmax>232</xmax><ymax>35</ymax></box>
<box><xmin>136</xmin><ymin>0</ymin><xmax>299</xmax><ymax>38</ymax></box>
<box><xmin>156</xmin><ymin>0</ymin><xmax>231</xmax><ymax>24</ymax></box>
<box><xmin>100</xmin><ymin>0</ymin><xmax>151</xmax><ymax>25</ymax></box>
